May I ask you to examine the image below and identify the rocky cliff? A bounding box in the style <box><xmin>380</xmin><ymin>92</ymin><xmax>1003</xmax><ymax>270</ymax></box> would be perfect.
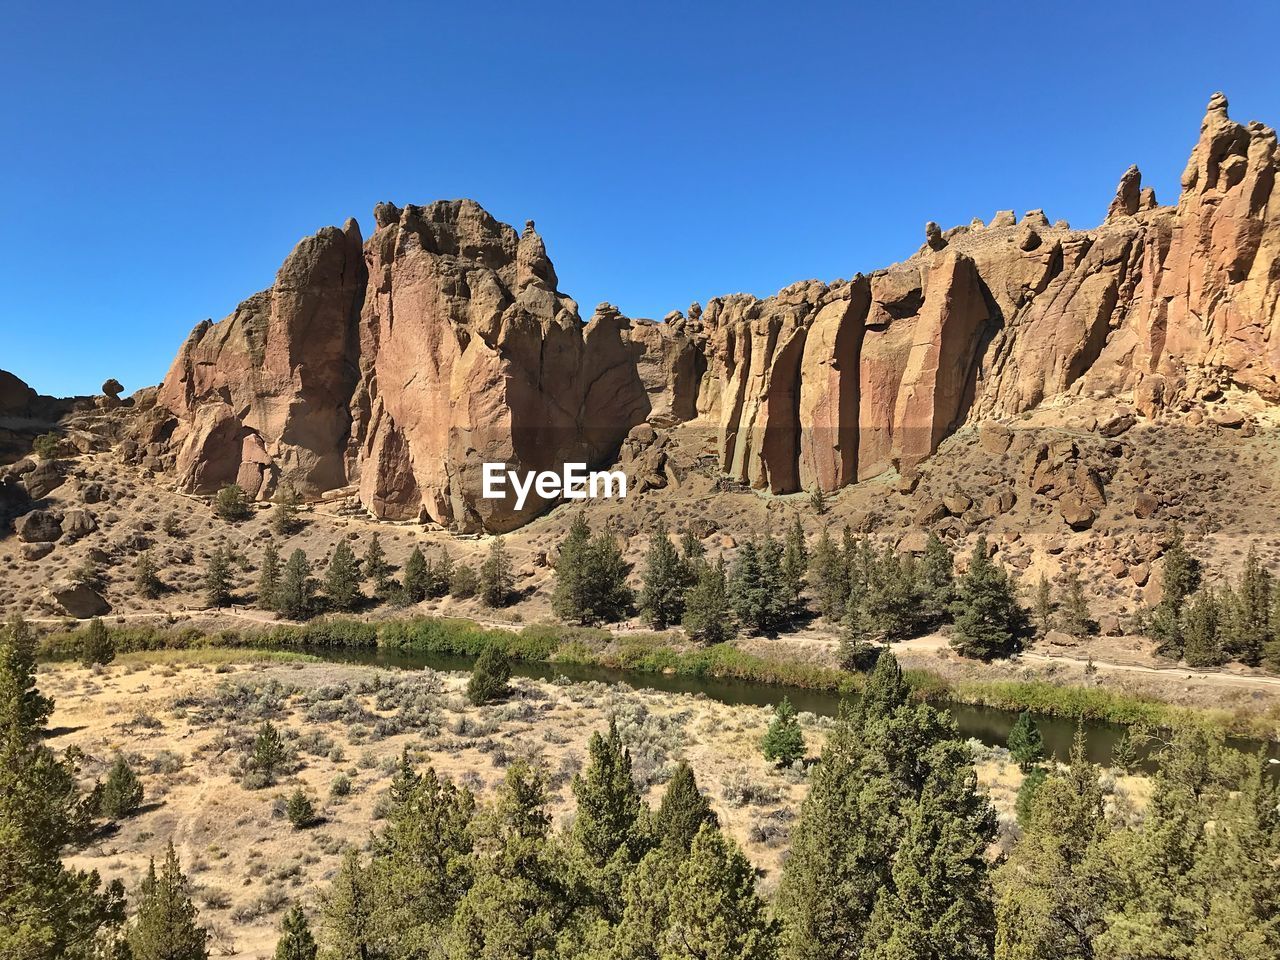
<box><xmin>146</xmin><ymin>93</ymin><xmax>1280</xmax><ymax>530</ymax></box>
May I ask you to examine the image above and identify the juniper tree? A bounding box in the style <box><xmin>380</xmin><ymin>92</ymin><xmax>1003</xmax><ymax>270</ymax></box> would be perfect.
<box><xmin>478</xmin><ymin>537</ymin><xmax>514</xmax><ymax>608</ymax></box>
<box><xmin>274</xmin><ymin>905</ymin><xmax>318</xmax><ymax>960</ymax></box>
<box><xmin>80</xmin><ymin>616</ymin><xmax>115</xmax><ymax>667</ymax></box>
<box><xmin>950</xmin><ymin>537</ymin><xmax>1030</xmax><ymax>660</ymax></box>
<box><xmin>553</xmin><ymin>516</ymin><xmax>633</xmax><ymax>623</ymax></box>
<box><xmin>362</xmin><ymin>533</ymin><xmax>392</xmax><ymax>598</ymax></box>
<box><xmin>1181</xmin><ymin>589</ymin><xmax>1224</xmax><ymax>667</ymax></box>
<box><xmin>572</xmin><ymin>719</ymin><xmax>644</xmax><ymax>869</ymax></box>
<box><xmin>808</xmin><ymin>526</ymin><xmax>849</xmax><ymax>620</ymax></box>
<box><xmin>251</xmin><ymin>720</ymin><xmax>288</xmax><ymax>785</ymax></box>
<box><xmin>1150</xmin><ymin>525</ymin><xmax>1201</xmax><ymax>658</ymax></box>
<box><xmin>135</xmin><ymin>550</ymin><xmax>163</xmax><ymax>599</ymax></box>
<box><xmin>324</xmin><ymin>541</ymin><xmax>363</xmax><ymax>613</ymax></box>
<box><xmin>277</xmin><ymin>549</ymin><xmax>314</xmax><ymax>620</ymax></box>
<box><xmin>1</xmin><ymin>616</ymin><xmax>51</xmax><ymax>733</ymax></box>
<box><xmin>402</xmin><ymin>546</ymin><xmax>428</xmax><ymax>603</ymax></box>
<box><xmin>127</xmin><ymin>842</ymin><xmax>209</xmax><ymax>960</ymax></box>
<box><xmin>1222</xmin><ymin>544</ymin><xmax>1272</xmax><ymax>665</ymax></box>
<box><xmin>809</xmin><ymin>484</ymin><xmax>828</xmax><ymax>516</ymax></box>
<box><xmin>467</xmin><ymin>646</ymin><xmax>511</xmax><ymax>705</ymax></box>
<box><xmin>657</xmin><ymin>760</ymin><xmax>719</xmax><ymax>854</ymax></box>
<box><xmin>682</xmin><ymin>557</ymin><xmax>736</xmax><ymax>644</ymax></box>
<box><xmin>762</xmin><ymin>696</ymin><xmax>806</xmax><ymax>767</ymax></box>
<box><xmin>286</xmin><ymin>788</ymin><xmax>317</xmax><ymax>829</ymax></box>
<box><xmin>272</xmin><ymin>482</ymin><xmax>302</xmax><ymax>536</ymax></box>
<box><xmin>321</xmin><ymin>850</ymin><xmax>376</xmax><ymax>960</ymax></box>
<box><xmin>730</xmin><ymin>536</ymin><xmax>788</xmax><ymax>634</ymax></box>
<box><xmin>205</xmin><ymin>546</ymin><xmax>233</xmax><ymax>608</ymax></box>
<box><xmin>917</xmin><ymin>532</ymin><xmax>956</xmax><ymax>626</ymax></box>
<box><xmin>432</xmin><ymin>548</ymin><xmax>455</xmax><ymax>598</ymax></box>
<box><xmin>781</xmin><ymin>515</ymin><xmax>809</xmax><ymax>613</ymax></box>
<box><xmin>449</xmin><ymin>563</ymin><xmax>479</xmax><ymax>599</ymax></box>
<box><xmin>258</xmin><ymin>541</ymin><xmax>281</xmax><ymax>609</ymax></box>
<box><xmin>1032</xmin><ymin>573</ymin><xmax>1054</xmax><ymax>636</ymax></box>
<box><xmin>98</xmin><ymin>753</ymin><xmax>145</xmax><ymax>819</ymax></box>
<box><xmin>214</xmin><ymin>482</ymin><xmax>252</xmax><ymax>521</ymax></box>
<box><xmin>640</xmin><ymin>520</ymin><xmax>689</xmax><ymax>628</ymax></box>
<box><xmin>552</xmin><ymin>512</ymin><xmax>594</xmax><ymax>621</ymax></box>
<box><xmin>1006</xmin><ymin>711</ymin><xmax>1045</xmax><ymax>772</ymax></box>
<box><xmin>680</xmin><ymin>527</ymin><xmax>706</xmax><ymax>563</ymax></box>
<box><xmin>1058</xmin><ymin>570</ymin><xmax>1094</xmax><ymax>637</ymax></box>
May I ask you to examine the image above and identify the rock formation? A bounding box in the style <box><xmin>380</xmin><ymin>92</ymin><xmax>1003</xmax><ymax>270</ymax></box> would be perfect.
<box><xmin>142</xmin><ymin>93</ymin><xmax>1280</xmax><ymax>530</ymax></box>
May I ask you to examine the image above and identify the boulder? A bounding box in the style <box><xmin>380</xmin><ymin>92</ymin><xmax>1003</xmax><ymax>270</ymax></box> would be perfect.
<box><xmin>21</xmin><ymin>460</ymin><xmax>65</xmax><ymax>499</ymax></box>
<box><xmin>46</xmin><ymin>580</ymin><xmax>110</xmax><ymax>619</ymax></box>
<box><xmin>1059</xmin><ymin>493</ymin><xmax>1097</xmax><ymax>530</ymax></box>
<box><xmin>20</xmin><ymin>542</ymin><xmax>55</xmax><ymax>561</ymax></box>
<box><xmin>15</xmin><ymin>509</ymin><xmax>62</xmax><ymax>543</ymax></box>
<box><xmin>61</xmin><ymin>509</ymin><xmax>97</xmax><ymax>540</ymax></box>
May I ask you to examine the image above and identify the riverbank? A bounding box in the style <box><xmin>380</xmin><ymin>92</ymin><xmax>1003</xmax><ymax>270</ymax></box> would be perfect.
<box><xmin>34</xmin><ymin>613</ymin><xmax>1280</xmax><ymax>743</ymax></box>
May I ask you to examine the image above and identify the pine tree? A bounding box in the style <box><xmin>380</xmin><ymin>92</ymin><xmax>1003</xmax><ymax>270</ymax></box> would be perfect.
<box><xmin>762</xmin><ymin>696</ymin><xmax>806</xmax><ymax>766</ymax></box>
<box><xmin>479</xmin><ymin>537</ymin><xmax>514</xmax><ymax>608</ymax></box>
<box><xmin>449</xmin><ymin>563</ymin><xmax>479</xmax><ymax>599</ymax></box>
<box><xmin>640</xmin><ymin>521</ymin><xmax>690</xmax><ymax>628</ymax></box>
<box><xmin>682</xmin><ymin>557</ymin><xmax>736</xmax><ymax>644</ymax></box>
<box><xmin>665</xmin><ymin>825</ymin><xmax>780</xmax><ymax>960</ymax></box>
<box><xmin>402</xmin><ymin>546</ymin><xmax>429</xmax><ymax>603</ymax></box>
<box><xmin>277</xmin><ymin>548</ymin><xmax>314</xmax><ymax>620</ymax></box>
<box><xmin>127</xmin><ymin>842</ymin><xmax>209</xmax><ymax>960</ymax></box>
<box><xmin>1222</xmin><ymin>544</ymin><xmax>1272</xmax><ymax>665</ymax></box>
<box><xmin>809</xmin><ymin>484</ymin><xmax>827</xmax><ymax>516</ymax></box>
<box><xmin>781</xmin><ymin>515</ymin><xmax>809</xmax><ymax>614</ymax></box>
<box><xmin>551</xmin><ymin>512</ymin><xmax>594</xmax><ymax>621</ymax></box>
<box><xmin>1006</xmin><ymin>711</ymin><xmax>1045</xmax><ymax>772</ymax></box>
<box><xmin>950</xmin><ymin>537</ymin><xmax>1030</xmax><ymax>660</ymax></box>
<box><xmin>854</xmin><ymin>546</ymin><xmax>923</xmax><ymax>643</ymax></box>
<box><xmin>554</xmin><ymin>517</ymin><xmax>633</xmax><ymax>624</ymax></box>
<box><xmin>214</xmin><ymin>483</ymin><xmax>252</xmax><ymax>521</ymax></box>
<box><xmin>251</xmin><ymin>720</ymin><xmax>288</xmax><ymax>786</ymax></box>
<box><xmin>808</xmin><ymin>526</ymin><xmax>849</xmax><ymax>621</ymax></box>
<box><xmin>272</xmin><ymin>482</ymin><xmax>302</xmax><ymax>536</ymax></box>
<box><xmin>1182</xmin><ymin>589</ymin><xmax>1224</xmax><ymax>667</ymax></box>
<box><xmin>432</xmin><ymin>548</ymin><xmax>455</xmax><ymax>598</ymax></box>
<box><xmin>286</xmin><ymin>788</ymin><xmax>317</xmax><ymax>829</ymax></box>
<box><xmin>259</xmin><ymin>541</ymin><xmax>281</xmax><ymax>610</ymax></box>
<box><xmin>1058</xmin><ymin>570</ymin><xmax>1094</xmax><ymax>636</ymax></box>
<box><xmin>0</xmin><ymin>615</ymin><xmax>126</xmax><ymax>957</ymax></box>
<box><xmin>467</xmin><ymin>646</ymin><xmax>511</xmax><ymax>705</ymax></box>
<box><xmin>135</xmin><ymin>550</ymin><xmax>163</xmax><ymax>599</ymax></box>
<box><xmin>275</xmin><ymin>905</ymin><xmax>318</xmax><ymax>960</ymax></box>
<box><xmin>324</xmin><ymin>541</ymin><xmax>363</xmax><ymax>613</ymax></box>
<box><xmin>680</xmin><ymin>528</ymin><xmax>706</xmax><ymax>563</ymax></box>
<box><xmin>730</xmin><ymin>536</ymin><xmax>788</xmax><ymax>634</ymax></box>
<box><xmin>572</xmin><ymin>719</ymin><xmax>644</xmax><ymax>868</ymax></box>
<box><xmin>918</xmin><ymin>533</ymin><xmax>956</xmax><ymax>626</ymax></box>
<box><xmin>205</xmin><ymin>546</ymin><xmax>233</xmax><ymax>608</ymax></box>
<box><xmin>98</xmin><ymin>753</ymin><xmax>145</xmax><ymax>819</ymax></box>
<box><xmin>657</xmin><ymin>761</ymin><xmax>719</xmax><ymax>854</ymax></box>
<box><xmin>1150</xmin><ymin>525</ymin><xmax>1201</xmax><ymax>659</ymax></box>
<box><xmin>321</xmin><ymin>850</ymin><xmax>376</xmax><ymax>960</ymax></box>
<box><xmin>363</xmin><ymin>534</ymin><xmax>392</xmax><ymax>599</ymax></box>
<box><xmin>80</xmin><ymin>616</ymin><xmax>115</xmax><ymax>667</ymax></box>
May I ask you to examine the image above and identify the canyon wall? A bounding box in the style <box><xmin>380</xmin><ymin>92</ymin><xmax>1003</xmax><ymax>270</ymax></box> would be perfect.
<box><xmin>148</xmin><ymin>94</ymin><xmax>1280</xmax><ymax>529</ymax></box>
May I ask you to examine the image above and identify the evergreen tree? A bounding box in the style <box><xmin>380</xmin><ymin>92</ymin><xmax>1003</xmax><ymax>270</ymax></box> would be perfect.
<box><xmin>205</xmin><ymin>546</ymin><xmax>233</xmax><ymax>608</ymax></box>
<box><xmin>98</xmin><ymin>753</ymin><xmax>144</xmax><ymax>819</ymax></box>
<box><xmin>1006</xmin><ymin>711</ymin><xmax>1045</xmax><ymax>772</ymax></box>
<box><xmin>950</xmin><ymin>537</ymin><xmax>1030</xmax><ymax>660</ymax></box>
<box><xmin>1014</xmin><ymin>767</ymin><xmax>1048</xmax><ymax>826</ymax></box>
<box><xmin>995</xmin><ymin>733</ymin><xmax>1113</xmax><ymax>960</ymax></box>
<box><xmin>849</xmin><ymin>546</ymin><xmax>923</xmax><ymax>643</ymax></box>
<box><xmin>135</xmin><ymin>550</ymin><xmax>163</xmax><ymax>599</ymax></box>
<box><xmin>664</xmin><ymin>825</ymin><xmax>780</xmax><ymax>960</ymax></box>
<box><xmin>321</xmin><ymin>850</ymin><xmax>376</xmax><ymax>960</ymax></box>
<box><xmin>551</xmin><ymin>512</ymin><xmax>594</xmax><ymax>621</ymax></box>
<box><xmin>213</xmin><ymin>483</ymin><xmax>252</xmax><ymax>522</ymax></box>
<box><xmin>277</xmin><ymin>548</ymin><xmax>314</xmax><ymax>620</ymax></box>
<box><xmin>680</xmin><ymin>528</ymin><xmax>706</xmax><ymax>563</ymax></box>
<box><xmin>0</xmin><ymin>615</ymin><xmax>126</xmax><ymax>957</ymax></box>
<box><xmin>402</xmin><ymin>546</ymin><xmax>429</xmax><ymax>603</ymax></box>
<box><xmin>271</xmin><ymin>482</ymin><xmax>302</xmax><ymax>536</ymax></box>
<box><xmin>682</xmin><ymin>557</ymin><xmax>736</xmax><ymax>644</ymax></box>
<box><xmin>781</xmin><ymin>515</ymin><xmax>809</xmax><ymax>614</ymax></box>
<box><xmin>258</xmin><ymin>541</ymin><xmax>281</xmax><ymax>610</ymax></box>
<box><xmin>761</xmin><ymin>697</ymin><xmax>806</xmax><ymax>767</ymax></box>
<box><xmin>553</xmin><ymin>516</ymin><xmax>633</xmax><ymax>624</ymax></box>
<box><xmin>1222</xmin><ymin>544</ymin><xmax>1272</xmax><ymax>666</ymax></box>
<box><xmin>1110</xmin><ymin>729</ymin><xmax>1139</xmax><ymax>773</ymax></box>
<box><xmin>1058</xmin><ymin>570</ymin><xmax>1094</xmax><ymax>637</ymax></box>
<box><xmin>656</xmin><ymin>761</ymin><xmax>718</xmax><ymax>854</ymax></box>
<box><xmin>1182</xmin><ymin>589</ymin><xmax>1225</xmax><ymax>667</ymax></box>
<box><xmin>432</xmin><ymin>548</ymin><xmax>455</xmax><ymax>598</ymax></box>
<box><xmin>572</xmin><ymin>719</ymin><xmax>644</xmax><ymax>868</ymax></box>
<box><xmin>369</xmin><ymin>765</ymin><xmax>476</xmax><ymax>952</ymax></box>
<box><xmin>80</xmin><ymin>616</ymin><xmax>115</xmax><ymax>667</ymax></box>
<box><xmin>449</xmin><ymin>563</ymin><xmax>479</xmax><ymax>600</ymax></box>
<box><xmin>1150</xmin><ymin>526</ymin><xmax>1201</xmax><ymax>659</ymax></box>
<box><xmin>324</xmin><ymin>541</ymin><xmax>363</xmax><ymax>613</ymax></box>
<box><xmin>446</xmin><ymin>761</ymin><xmax>565</xmax><ymax>960</ymax></box>
<box><xmin>467</xmin><ymin>646</ymin><xmax>511</xmax><ymax>705</ymax></box>
<box><xmin>809</xmin><ymin>484</ymin><xmax>827</xmax><ymax>516</ymax></box>
<box><xmin>917</xmin><ymin>533</ymin><xmax>956</xmax><ymax>626</ymax></box>
<box><xmin>479</xmin><ymin>537</ymin><xmax>514</xmax><ymax>608</ymax></box>
<box><xmin>639</xmin><ymin>521</ymin><xmax>690</xmax><ymax>628</ymax></box>
<box><xmin>127</xmin><ymin>842</ymin><xmax>209</xmax><ymax>960</ymax></box>
<box><xmin>860</xmin><ymin>648</ymin><xmax>912</xmax><ymax>720</ymax></box>
<box><xmin>363</xmin><ymin>534</ymin><xmax>392</xmax><ymax>599</ymax></box>
<box><xmin>808</xmin><ymin>526</ymin><xmax>849</xmax><ymax>621</ymax></box>
<box><xmin>275</xmin><ymin>905</ymin><xmax>318</xmax><ymax>960</ymax></box>
<box><xmin>286</xmin><ymin>788</ymin><xmax>317</xmax><ymax>829</ymax></box>
<box><xmin>251</xmin><ymin>720</ymin><xmax>288</xmax><ymax>786</ymax></box>
<box><xmin>730</xmin><ymin>537</ymin><xmax>788</xmax><ymax>634</ymax></box>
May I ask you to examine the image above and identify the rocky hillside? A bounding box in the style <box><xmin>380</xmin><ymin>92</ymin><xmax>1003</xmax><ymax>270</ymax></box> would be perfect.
<box><xmin>99</xmin><ymin>93</ymin><xmax>1280</xmax><ymax>532</ymax></box>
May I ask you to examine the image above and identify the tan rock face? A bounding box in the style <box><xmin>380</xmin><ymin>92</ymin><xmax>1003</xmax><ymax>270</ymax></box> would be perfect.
<box><xmin>151</xmin><ymin>94</ymin><xmax>1280</xmax><ymax>529</ymax></box>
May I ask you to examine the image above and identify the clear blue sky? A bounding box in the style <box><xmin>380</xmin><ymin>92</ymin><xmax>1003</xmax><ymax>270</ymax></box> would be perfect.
<box><xmin>3</xmin><ymin>1</ymin><xmax>1278</xmax><ymax>397</ymax></box>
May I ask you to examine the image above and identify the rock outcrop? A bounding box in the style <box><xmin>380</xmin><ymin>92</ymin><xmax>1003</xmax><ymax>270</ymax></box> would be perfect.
<box><xmin>143</xmin><ymin>94</ymin><xmax>1280</xmax><ymax>530</ymax></box>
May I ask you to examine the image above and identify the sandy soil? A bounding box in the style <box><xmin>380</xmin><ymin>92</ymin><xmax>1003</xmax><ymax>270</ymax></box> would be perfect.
<box><xmin>43</xmin><ymin>654</ymin><xmax>1149</xmax><ymax>958</ymax></box>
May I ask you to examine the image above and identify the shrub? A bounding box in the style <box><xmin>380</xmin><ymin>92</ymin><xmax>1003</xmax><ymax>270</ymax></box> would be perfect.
<box><xmin>98</xmin><ymin>754</ymin><xmax>145</xmax><ymax>819</ymax></box>
<box><xmin>285</xmin><ymin>789</ymin><xmax>317</xmax><ymax>829</ymax></box>
<box><xmin>214</xmin><ymin>484</ymin><xmax>253</xmax><ymax>522</ymax></box>
<box><xmin>32</xmin><ymin>432</ymin><xmax>61</xmax><ymax>459</ymax></box>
